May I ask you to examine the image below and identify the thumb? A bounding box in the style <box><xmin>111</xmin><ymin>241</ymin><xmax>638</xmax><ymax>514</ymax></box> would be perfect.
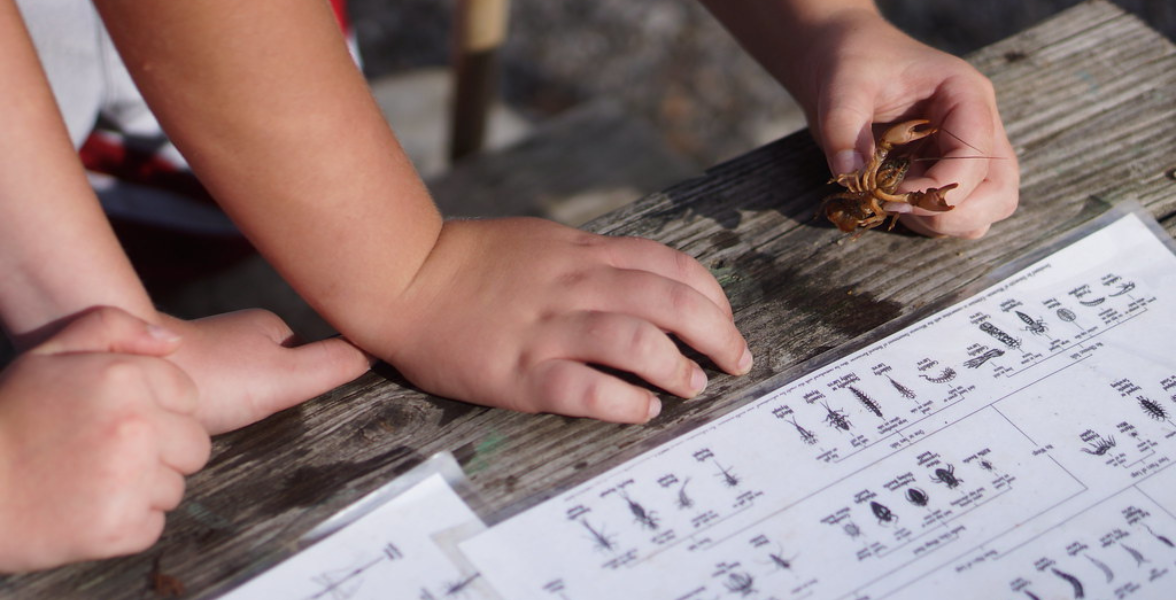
<box><xmin>817</xmin><ymin>84</ymin><xmax>877</xmax><ymax>177</ymax></box>
<box><xmin>30</xmin><ymin>306</ymin><xmax>182</xmax><ymax>357</ymax></box>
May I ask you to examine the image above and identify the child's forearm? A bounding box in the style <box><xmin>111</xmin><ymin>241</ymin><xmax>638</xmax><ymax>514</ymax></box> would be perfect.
<box><xmin>698</xmin><ymin>0</ymin><xmax>881</xmax><ymax>97</ymax></box>
<box><xmin>0</xmin><ymin>0</ymin><xmax>157</xmax><ymax>348</ymax></box>
<box><xmin>93</xmin><ymin>0</ymin><xmax>444</xmax><ymax>355</ymax></box>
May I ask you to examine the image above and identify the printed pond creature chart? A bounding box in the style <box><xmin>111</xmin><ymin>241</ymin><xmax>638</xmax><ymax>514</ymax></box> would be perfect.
<box><xmin>459</xmin><ymin>208</ymin><xmax>1176</xmax><ymax>600</ymax></box>
<box><xmin>221</xmin><ymin>461</ymin><xmax>497</xmax><ymax>600</ymax></box>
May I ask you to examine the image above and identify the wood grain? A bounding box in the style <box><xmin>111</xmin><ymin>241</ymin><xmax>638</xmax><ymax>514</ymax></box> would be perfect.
<box><xmin>3</xmin><ymin>1</ymin><xmax>1173</xmax><ymax>597</ymax></box>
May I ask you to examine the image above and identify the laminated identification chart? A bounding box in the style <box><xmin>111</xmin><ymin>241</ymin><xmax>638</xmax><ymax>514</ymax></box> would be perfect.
<box><xmin>222</xmin><ymin>462</ymin><xmax>497</xmax><ymax>600</ymax></box>
<box><xmin>461</xmin><ymin>210</ymin><xmax>1176</xmax><ymax>600</ymax></box>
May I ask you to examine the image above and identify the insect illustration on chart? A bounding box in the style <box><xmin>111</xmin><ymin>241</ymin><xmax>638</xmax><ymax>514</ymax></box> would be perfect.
<box><xmin>723</xmin><ymin>571</ymin><xmax>757</xmax><ymax>597</ymax></box>
<box><xmin>1050</xmin><ymin>567</ymin><xmax>1084</xmax><ymax>599</ymax></box>
<box><xmin>1055</xmin><ymin>307</ymin><xmax>1086</xmax><ymax>332</ymax></box>
<box><xmin>1079</xmin><ymin>296</ymin><xmax>1106</xmax><ymax>307</ymax></box>
<box><xmin>822</xmin><ymin>402</ymin><xmax>852</xmax><ymax>431</ymax></box>
<box><xmin>308</xmin><ymin>558</ymin><xmax>383</xmax><ymax>600</ymax></box>
<box><xmin>437</xmin><ymin>571</ymin><xmax>482</xmax><ymax>600</ymax></box>
<box><xmin>904</xmin><ymin>487</ymin><xmax>930</xmax><ymax>507</ymax></box>
<box><xmin>963</xmin><ymin>348</ymin><xmax>1005</xmax><ymax>369</ymax></box>
<box><xmin>713</xmin><ymin>460</ymin><xmax>741</xmax><ymax>488</ymax></box>
<box><xmin>1136</xmin><ymin>395</ymin><xmax>1171</xmax><ymax>423</ymax></box>
<box><xmin>920</xmin><ymin>368</ymin><xmax>957</xmax><ymax>384</ymax></box>
<box><xmin>1109</xmin><ymin>282</ymin><xmax>1135</xmax><ymax>296</ymax></box>
<box><xmin>842</xmin><ymin>520</ymin><xmax>864</xmax><ymax>540</ymax></box>
<box><xmin>619</xmin><ymin>490</ymin><xmax>659</xmax><ymax>531</ymax></box>
<box><xmin>978</xmin><ymin>457</ymin><xmax>997</xmax><ymax>473</ymax></box>
<box><xmin>848</xmin><ymin>386</ymin><xmax>884</xmax><ymax>419</ymax></box>
<box><xmin>931</xmin><ymin>464</ymin><xmax>963</xmax><ymax>489</ymax></box>
<box><xmin>580</xmin><ymin>519</ymin><xmax>617</xmax><ymax>553</ymax></box>
<box><xmin>1121</xmin><ymin>543</ymin><xmax>1149</xmax><ymax>566</ymax></box>
<box><xmin>676</xmin><ymin>478</ymin><xmax>695</xmax><ymax>510</ymax></box>
<box><xmin>1015</xmin><ymin>310</ymin><xmax>1048</xmax><ymax>336</ymax></box>
<box><xmin>1079</xmin><ymin>432</ymin><xmax>1116</xmax><ymax>456</ymax></box>
<box><xmin>787</xmin><ymin>417</ymin><xmax>819</xmax><ymax>446</ymax></box>
<box><xmin>765</xmin><ymin>546</ymin><xmax>798</xmax><ymax>573</ymax></box>
<box><xmin>870</xmin><ymin>500</ymin><xmax>899</xmax><ymax>526</ymax></box>
<box><xmin>888</xmin><ymin>377</ymin><xmax>917</xmax><ymax>400</ymax></box>
<box><xmin>1085</xmin><ymin>553</ymin><xmax>1115</xmax><ymax>583</ymax></box>
<box><xmin>1143</xmin><ymin>524</ymin><xmax>1176</xmax><ymax>548</ymax></box>
<box><xmin>1104</xmin><ymin>275</ymin><xmax>1136</xmax><ymax>297</ymax></box>
<box><xmin>308</xmin><ymin>542</ymin><xmax>403</xmax><ymax>600</ymax></box>
<box><xmin>979</xmin><ymin>321</ymin><xmax>1022</xmax><ymax>350</ymax></box>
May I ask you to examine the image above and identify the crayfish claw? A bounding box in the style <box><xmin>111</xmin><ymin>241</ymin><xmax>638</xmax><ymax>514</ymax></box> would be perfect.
<box><xmin>881</xmin><ymin>119</ymin><xmax>937</xmax><ymax>147</ymax></box>
<box><xmin>910</xmin><ymin>183</ymin><xmax>958</xmax><ymax>212</ymax></box>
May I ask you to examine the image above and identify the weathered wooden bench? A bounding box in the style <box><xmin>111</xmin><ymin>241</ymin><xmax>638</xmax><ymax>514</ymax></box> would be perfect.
<box><xmin>3</xmin><ymin>1</ymin><xmax>1173</xmax><ymax>596</ymax></box>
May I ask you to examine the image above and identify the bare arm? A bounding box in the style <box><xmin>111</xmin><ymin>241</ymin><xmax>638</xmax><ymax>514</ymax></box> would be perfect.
<box><xmin>0</xmin><ymin>0</ymin><xmax>156</xmax><ymax>347</ymax></box>
<box><xmin>0</xmin><ymin>0</ymin><xmax>370</xmax><ymax>434</ymax></box>
<box><xmin>95</xmin><ymin>0</ymin><xmax>750</xmax><ymax>423</ymax></box>
<box><xmin>93</xmin><ymin>0</ymin><xmax>443</xmax><ymax>339</ymax></box>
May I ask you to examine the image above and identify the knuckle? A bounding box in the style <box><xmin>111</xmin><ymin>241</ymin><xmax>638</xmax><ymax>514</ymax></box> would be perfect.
<box><xmin>581</xmin><ymin>310</ymin><xmax>619</xmax><ymax>338</ymax></box>
<box><xmin>90</xmin><ymin>305</ymin><xmax>122</xmax><ymax>331</ymax></box>
<box><xmin>576</xmin><ymin>378</ymin><xmax>605</xmax><ymax>416</ymax></box>
<box><xmin>194</xmin><ymin>431</ymin><xmax>213</xmax><ymax>468</ymax></box>
<box><xmin>99</xmin><ymin>358</ymin><xmax>144</xmax><ymax>390</ymax></box>
<box><xmin>110</xmin><ymin>413</ymin><xmax>154</xmax><ymax>446</ymax></box>
<box><xmin>246</xmin><ymin>308</ymin><xmax>285</xmax><ymax>330</ymax></box>
<box><xmin>161</xmin><ymin>474</ymin><xmax>189</xmax><ymax>510</ymax></box>
<box><xmin>556</xmin><ymin>269</ymin><xmax>591</xmax><ymax>289</ymax></box>
<box><xmin>667</xmin><ymin>282</ymin><xmax>697</xmax><ymax>315</ymax></box>
<box><xmin>523</xmin><ymin>363</ymin><xmax>573</xmax><ymax>413</ymax></box>
<box><xmin>571</xmin><ymin>231</ymin><xmax>606</xmax><ymax>249</ymax></box>
<box><xmin>624</xmin><ymin>321</ymin><xmax>660</xmax><ymax>358</ymax></box>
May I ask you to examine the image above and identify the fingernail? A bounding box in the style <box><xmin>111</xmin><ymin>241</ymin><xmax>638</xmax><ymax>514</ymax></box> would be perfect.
<box><xmin>147</xmin><ymin>324</ymin><xmax>182</xmax><ymax>342</ymax></box>
<box><xmin>737</xmin><ymin>346</ymin><xmax>754</xmax><ymax>374</ymax></box>
<box><xmin>690</xmin><ymin>364</ymin><xmax>708</xmax><ymax>396</ymax></box>
<box><xmin>882</xmin><ymin>201</ymin><xmax>913</xmax><ymax>214</ymax></box>
<box><xmin>646</xmin><ymin>396</ymin><xmax>662</xmax><ymax>421</ymax></box>
<box><xmin>832</xmin><ymin>150</ymin><xmax>865</xmax><ymax>176</ymax></box>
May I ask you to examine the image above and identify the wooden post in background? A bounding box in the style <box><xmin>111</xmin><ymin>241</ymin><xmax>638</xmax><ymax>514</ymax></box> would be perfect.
<box><xmin>450</xmin><ymin>0</ymin><xmax>510</xmax><ymax>163</ymax></box>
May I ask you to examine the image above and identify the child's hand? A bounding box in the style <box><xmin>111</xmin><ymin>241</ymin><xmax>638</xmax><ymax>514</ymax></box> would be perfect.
<box><xmin>787</xmin><ymin>10</ymin><xmax>1020</xmax><ymax>238</ymax></box>
<box><xmin>367</xmin><ymin>218</ymin><xmax>752</xmax><ymax>424</ymax></box>
<box><xmin>160</xmin><ymin>310</ymin><xmax>372</xmax><ymax>435</ymax></box>
<box><xmin>0</xmin><ymin>307</ymin><xmax>210</xmax><ymax>573</ymax></box>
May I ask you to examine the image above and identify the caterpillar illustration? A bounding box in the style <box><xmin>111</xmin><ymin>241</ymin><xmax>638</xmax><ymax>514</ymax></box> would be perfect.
<box><xmin>849</xmin><ymin>386</ymin><xmax>883</xmax><ymax>418</ymax></box>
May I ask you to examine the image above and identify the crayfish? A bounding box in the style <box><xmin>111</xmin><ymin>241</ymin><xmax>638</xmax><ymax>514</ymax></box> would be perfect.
<box><xmin>823</xmin><ymin>119</ymin><xmax>957</xmax><ymax>237</ymax></box>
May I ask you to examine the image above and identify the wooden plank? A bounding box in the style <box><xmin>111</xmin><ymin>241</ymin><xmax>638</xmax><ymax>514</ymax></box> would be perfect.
<box><xmin>3</xmin><ymin>1</ymin><xmax>1174</xmax><ymax>597</ymax></box>
<box><xmin>430</xmin><ymin>98</ymin><xmax>697</xmax><ymax>224</ymax></box>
